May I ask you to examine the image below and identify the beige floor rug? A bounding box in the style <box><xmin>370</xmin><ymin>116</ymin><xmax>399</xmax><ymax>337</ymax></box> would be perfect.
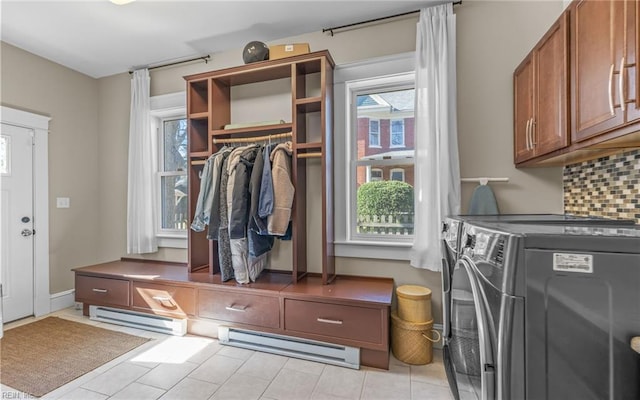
<box><xmin>0</xmin><ymin>316</ymin><xmax>150</xmax><ymax>397</ymax></box>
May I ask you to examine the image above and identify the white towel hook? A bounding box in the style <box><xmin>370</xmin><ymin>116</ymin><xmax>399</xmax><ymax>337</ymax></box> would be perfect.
<box><xmin>479</xmin><ymin>178</ymin><xmax>489</xmax><ymax>185</ymax></box>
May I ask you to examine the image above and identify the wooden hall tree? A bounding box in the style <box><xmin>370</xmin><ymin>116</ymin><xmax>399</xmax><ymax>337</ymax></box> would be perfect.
<box><xmin>75</xmin><ymin>50</ymin><xmax>393</xmax><ymax>369</ymax></box>
<box><xmin>185</xmin><ymin>51</ymin><xmax>336</xmax><ymax>284</ymax></box>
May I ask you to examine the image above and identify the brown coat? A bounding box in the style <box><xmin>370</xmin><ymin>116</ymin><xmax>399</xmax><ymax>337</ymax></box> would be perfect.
<box><xmin>267</xmin><ymin>141</ymin><xmax>294</xmax><ymax>235</ymax></box>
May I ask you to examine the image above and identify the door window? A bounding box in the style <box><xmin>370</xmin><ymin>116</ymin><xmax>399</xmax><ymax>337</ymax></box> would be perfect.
<box><xmin>0</xmin><ymin>135</ymin><xmax>10</xmax><ymax>175</ymax></box>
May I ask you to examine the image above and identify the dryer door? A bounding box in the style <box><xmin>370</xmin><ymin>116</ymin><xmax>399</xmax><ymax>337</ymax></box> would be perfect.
<box><xmin>442</xmin><ymin>218</ymin><xmax>461</xmax><ymax>340</ymax></box>
<box><xmin>445</xmin><ymin>258</ymin><xmax>495</xmax><ymax>400</ymax></box>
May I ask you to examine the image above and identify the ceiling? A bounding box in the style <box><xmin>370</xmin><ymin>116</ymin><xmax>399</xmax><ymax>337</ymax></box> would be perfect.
<box><xmin>1</xmin><ymin>0</ymin><xmax>439</xmax><ymax>79</ymax></box>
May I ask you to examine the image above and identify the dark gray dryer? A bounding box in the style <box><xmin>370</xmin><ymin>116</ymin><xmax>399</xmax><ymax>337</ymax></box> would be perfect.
<box><xmin>450</xmin><ymin>221</ymin><xmax>640</xmax><ymax>400</ymax></box>
<box><xmin>440</xmin><ymin>214</ymin><xmax>635</xmax><ymax>400</ymax></box>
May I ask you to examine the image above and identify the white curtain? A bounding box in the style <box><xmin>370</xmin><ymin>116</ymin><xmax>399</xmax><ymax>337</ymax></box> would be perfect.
<box><xmin>410</xmin><ymin>3</ymin><xmax>461</xmax><ymax>271</ymax></box>
<box><xmin>127</xmin><ymin>68</ymin><xmax>158</xmax><ymax>254</ymax></box>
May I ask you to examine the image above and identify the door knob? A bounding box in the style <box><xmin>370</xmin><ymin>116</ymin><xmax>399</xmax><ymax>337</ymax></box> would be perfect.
<box><xmin>21</xmin><ymin>229</ymin><xmax>34</xmax><ymax>237</ymax></box>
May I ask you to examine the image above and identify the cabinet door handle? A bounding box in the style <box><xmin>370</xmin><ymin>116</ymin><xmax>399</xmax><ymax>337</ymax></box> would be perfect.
<box><xmin>225</xmin><ymin>305</ymin><xmax>247</xmax><ymax>312</ymax></box>
<box><xmin>317</xmin><ymin>317</ymin><xmax>343</xmax><ymax>325</ymax></box>
<box><xmin>609</xmin><ymin>63</ymin><xmax>615</xmax><ymax>116</ymax></box>
<box><xmin>152</xmin><ymin>296</ymin><xmax>172</xmax><ymax>302</ymax></box>
<box><xmin>530</xmin><ymin>119</ymin><xmax>536</xmax><ymax>146</ymax></box>
<box><xmin>619</xmin><ymin>57</ymin><xmax>626</xmax><ymax>112</ymax></box>
<box><xmin>525</xmin><ymin>118</ymin><xmax>532</xmax><ymax>150</ymax></box>
<box><xmin>92</xmin><ymin>288</ymin><xmax>108</xmax><ymax>293</ymax></box>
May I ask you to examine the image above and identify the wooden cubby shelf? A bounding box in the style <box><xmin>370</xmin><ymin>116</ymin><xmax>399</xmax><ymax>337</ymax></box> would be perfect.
<box><xmin>185</xmin><ymin>51</ymin><xmax>337</xmax><ymax>284</ymax></box>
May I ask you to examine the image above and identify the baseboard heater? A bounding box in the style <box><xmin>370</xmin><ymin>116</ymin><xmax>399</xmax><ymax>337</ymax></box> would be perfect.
<box><xmin>218</xmin><ymin>326</ymin><xmax>360</xmax><ymax>369</ymax></box>
<box><xmin>89</xmin><ymin>305</ymin><xmax>187</xmax><ymax>336</ymax></box>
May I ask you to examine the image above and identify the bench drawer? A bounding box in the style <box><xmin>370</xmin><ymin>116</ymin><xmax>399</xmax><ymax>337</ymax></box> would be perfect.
<box><xmin>76</xmin><ymin>275</ymin><xmax>130</xmax><ymax>307</ymax></box>
<box><xmin>284</xmin><ymin>299</ymin><xmax>384</xmax><ymax>345</ymax></box>
<box><xmin>132</xmin><ymin>282</ymin><xmax>195</xmax><ymax>317</ymax></box>
<box><xmin>198</xmin><ymin>289</ymin><xmax>279</xmax><ymax>329</ymax></box>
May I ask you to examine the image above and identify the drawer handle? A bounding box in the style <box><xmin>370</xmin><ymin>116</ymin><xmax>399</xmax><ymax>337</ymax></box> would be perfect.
<box><xmin>152</xmin><ymin>295</ymin><xmax>177</xmax><ymax>310</ymax></box>
<box><xmin>225</xmin><ymin>305</ymin><xmax>247</xmax><ymax>312</ymax></box>
<box><xmin>92</xmin><ymin>288</ymin><xmax>108</xmax><ymax>293</ymax></box>
<box><xmin>317</xmin><ymin>317</ymin><xmax>343</xmax><ymax>325</ymax></box>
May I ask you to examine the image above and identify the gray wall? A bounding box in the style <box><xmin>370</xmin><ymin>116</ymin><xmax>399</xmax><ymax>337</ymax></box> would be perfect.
<box><xmin>1</xmin><ymin>42</ymin><xmax>100</xmax><ymax>294</ymax></box>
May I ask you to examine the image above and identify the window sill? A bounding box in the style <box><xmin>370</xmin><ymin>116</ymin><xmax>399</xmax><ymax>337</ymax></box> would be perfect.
<box><xmin>335</xmin><ymin>240</ymin><xmax>412</xmax><ymax>261</ymax></box>
<box><xmin>157</xmin><ymin>235</ymin><xmax>187</xmax><ymax>249</ymax></box>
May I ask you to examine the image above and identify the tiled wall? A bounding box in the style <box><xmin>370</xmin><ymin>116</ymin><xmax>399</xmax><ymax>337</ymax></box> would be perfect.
<box><xmin>564</xmin><ymin>149</ymin><xmax>640</xmax><ymax>223</ymax></box>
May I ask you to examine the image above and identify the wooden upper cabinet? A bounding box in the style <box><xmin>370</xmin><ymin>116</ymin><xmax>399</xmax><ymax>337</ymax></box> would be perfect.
<box><xmin>572</xmin><ymin>0</ymin><xmax>638</xmax><ymax>142</ymax></box>
<box><xmin>623</xmin><ymin>0</ymin><xmax>640</xmax><ymax>123</ymax></box>
<box><xmin>514</xmin><ymin>12</ymin><xmax>569</xmax><ymax>165</ymax></box>
<box><xmin>514</xmin><ymin>55</ymin><xmax>535</xmax><ymax>163</ymax></box>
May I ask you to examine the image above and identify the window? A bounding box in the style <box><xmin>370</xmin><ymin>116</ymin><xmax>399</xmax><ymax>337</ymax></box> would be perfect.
<box><xmin>0</xmin><ymin>135</ymin><xmax>9</xmax><ymax>175</ymax></box>
<box><xmin>390</xmin><ymin>168</ymin><xmax>405</xmax><ymax>182</ymax></box>
<box><xmin>350</xmin><ymin>76</ymin><xmax>415</xmax><ymax>243</ymax></box>
<box><xmin>390</xmin><ymin>119</ymin><xmax>405</xmax><ymax>147</ymax></box>
<box><xmin>159</xmin><ymin>118</ymin><xmax>188</xmax><ymax>237</ymax></box>
<box><xmin>334</xmin><ymin>52</ymin><xmax>415</xmax><ymax>260</ymax></box>
<box><xmin>369</xmin><ymin>168</ymin><xmax>383</xmax><ymax>182</ymax></box>
<box><xmin>151</xmin><ymin>92</ymin><xmax>187</xmax><ymax>247</ymax></box>
<box><xmin>369</xmin><ymin>119</ymin><xmax>380</xmax><ymax>147</ymax></box>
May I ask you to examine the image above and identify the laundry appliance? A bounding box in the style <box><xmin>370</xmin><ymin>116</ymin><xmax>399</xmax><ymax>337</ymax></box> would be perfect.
<box><xmin>445</xmin><ymin>220</ymin><xmax>640</xmax><ymax>400</ymax></box>
<box><xmin>440</xmin><ymin>214</ymin><xmax>633</xmax><ymax>340</ymax></box>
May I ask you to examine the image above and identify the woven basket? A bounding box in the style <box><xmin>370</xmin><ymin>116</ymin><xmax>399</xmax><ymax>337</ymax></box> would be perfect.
<box><xmin>396</xmin><ymin>285</ymin><xmax>432</xmax><ymax>323</ymax></box>
<box><xmin>391</xmin><ymin>312</ymin><xmax>441</xmax><ymax>365</ymax></box>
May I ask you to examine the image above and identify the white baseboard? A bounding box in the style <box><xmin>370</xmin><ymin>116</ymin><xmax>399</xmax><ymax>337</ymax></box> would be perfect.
<box><xmin>50</xmin><ymin>289</ymin><xmax>75</xmax><ymax>312</ymax></box>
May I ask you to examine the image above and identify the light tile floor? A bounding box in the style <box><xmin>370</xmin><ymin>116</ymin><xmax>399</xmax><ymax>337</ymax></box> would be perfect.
<box><xmin>1</xmin><ymin>307</ymin><xmax>453</xmax><ymax>400</ymax></box>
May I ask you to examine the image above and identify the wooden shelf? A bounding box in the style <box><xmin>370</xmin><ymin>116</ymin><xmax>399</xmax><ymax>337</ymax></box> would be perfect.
<box><xmin>189</xmin><ymin>270</ymin><xmax>292</xmax><ymax>292</ymax></box>
<box><xmin>296</xmin><ymin>97</ymin><xmax>322</xmax><ymax>113</ymax></box>
<box><xmin>184</xmin><ymin>51</ymin><xmax>335</xmax><ymax>87</ymax></box>
<box><xmin>188</xmin><ymin>112</ymin><xmax>209</xmax><ymax>120</ymax></box>
<box><xmin>296</xmin><ymin>141</ymin><xmax>322</xmax><ymax>150</ymax></box>
<box><xmin>281</xmin><ymin>275</ymin><xmax>393</xmax><ymax>306</ymax></box>
<box><xmin>189</xmin><ymin>151</ymin><xmax>209</xmax><ymax>158</ymax></box>
<box><xmin>211</xmin><ymin>123</ymin><xmax>293</xmax><ymax>137</ymax></box>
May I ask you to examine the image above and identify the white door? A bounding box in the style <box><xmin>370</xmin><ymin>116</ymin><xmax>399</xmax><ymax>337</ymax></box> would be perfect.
<box><xmin>0</xmin><ymin>123</ymin><xmax>35</xmax><ymax>322</ymax></box>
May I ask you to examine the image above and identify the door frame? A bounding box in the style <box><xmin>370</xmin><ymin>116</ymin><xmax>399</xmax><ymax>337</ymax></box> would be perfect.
<box><xmin>1</xmin><ymin>106</ymin><xmax>50</xmax><ymax>318</ymax></box>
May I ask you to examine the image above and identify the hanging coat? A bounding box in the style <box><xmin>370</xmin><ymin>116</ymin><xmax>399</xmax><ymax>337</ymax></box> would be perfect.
<box><xmin>248</xmin><ymin>145</ymin><xmax>274</xmax><ymax>258</ymax></box>
<box><xmin>267</xmin><ymin>141</ymin><xmax>294</xmax><ymax>236</ymax></box>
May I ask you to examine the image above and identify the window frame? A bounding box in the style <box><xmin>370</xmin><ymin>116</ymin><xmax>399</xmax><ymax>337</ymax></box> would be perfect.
<box><xmin>150</xmin><ymin>92</ymin><xmax>188</xmax><ymax>248</ymax></box>
<box><xmin>157</xmin><ymin>117</ymin><xmax>188</xmax><ymax>237</ymax></box>
<box><xmin>334</xmin><ymin>52</ymin><xmax>416</xmax><ymax>261</ymax></box>
<box><xmin>368</xmin><ymin>167</ymin><xmax>383</xmax><ymax>182</ymax></box>
<box><xmin>390</xmin><ymin>168</ymin><xmax>405</xmax><ymax>182</ymax></box>
<box><xmin>390</xmin><ymin>118</ymin><xmax>405</xmax><ymax>148</ymax></box>
<box><xmin>368</xmin><ymin>119</ymin><xmax>381</xmax><ymax>147</ymax></box>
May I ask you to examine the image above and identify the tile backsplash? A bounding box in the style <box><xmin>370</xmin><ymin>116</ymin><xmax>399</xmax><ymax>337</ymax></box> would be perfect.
<box><xmin>564</xmin><ymin>149</ymin><xmax>640</xmax><ymax>224</ymax></box>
